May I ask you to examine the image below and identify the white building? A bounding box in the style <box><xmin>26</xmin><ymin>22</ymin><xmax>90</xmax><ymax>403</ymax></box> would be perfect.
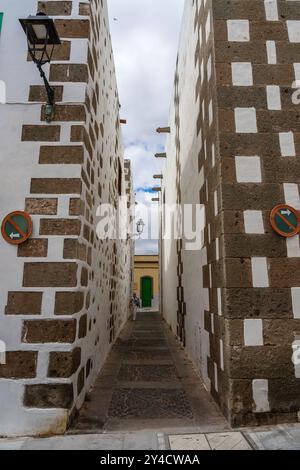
<box><xmin>0</xmin><ymin>0</ymin><xmax>133</xmax><ymax>436</ymax></box>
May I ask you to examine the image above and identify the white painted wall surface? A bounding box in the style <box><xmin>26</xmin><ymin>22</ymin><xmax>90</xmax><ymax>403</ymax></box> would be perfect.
<box><xmin>0</xmin><ymin>0</ymin><xmax>75</xmax><ymax>437</ymax></box>
<box><xmin>162</xmin><ymin>99</ymin><xmax>179</xmax><ymax>335</ymax></box>
<box><xmin>162</xmin><ymin>0</ymin><xmax>210</xmax><ymax>386</ymax></box>
<box><xmin>0</xmin><ymin>0</ymin><xmax>132</xmax><ymax>437</ymax></box>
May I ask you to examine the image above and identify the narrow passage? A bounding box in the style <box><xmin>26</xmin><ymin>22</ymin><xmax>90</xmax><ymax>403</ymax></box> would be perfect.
<box><xmin>71</xmin><ymin>312</ymin><xmax>228</xmax><ymax>434</ymax></box>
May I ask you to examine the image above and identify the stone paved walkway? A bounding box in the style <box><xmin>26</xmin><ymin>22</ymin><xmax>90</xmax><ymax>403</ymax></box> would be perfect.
<box><xmin>1</xmin><ymin>313</ymin><xmax>300</xmax><ymax>450</ymax></box>
<box><xmin>2</xmin><ymin>425</ymin><xmax>300</xmax><ymax>450</ymax></box>
<box><xmin>70</xmin><ymin>312</ymin><xmax>228</xmax><ymax>434</ymax></box>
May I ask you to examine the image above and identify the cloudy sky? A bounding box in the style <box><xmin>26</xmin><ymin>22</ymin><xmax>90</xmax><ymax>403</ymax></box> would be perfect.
<box><xmin>107</xmin><ymin>0</ymin><xmax>185</xmax><ymax>254</ymax></box>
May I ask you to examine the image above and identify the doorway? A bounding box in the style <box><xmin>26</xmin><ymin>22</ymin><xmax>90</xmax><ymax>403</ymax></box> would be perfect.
<box><xmin>141</xmin><ymin>276</ymin><xmax>153</xmax><ymax>308</ymax></box>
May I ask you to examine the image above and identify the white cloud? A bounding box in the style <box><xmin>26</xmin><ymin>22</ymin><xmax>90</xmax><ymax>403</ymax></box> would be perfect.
<box><xmin>108</xmin><ymin>0</ymin><xmax>184</xmax><ymax>253</ymax></box>
<box><xmin>125</xmin><ymin>142</ymin><xmax>163</xmax><ymax>189</ymax></box>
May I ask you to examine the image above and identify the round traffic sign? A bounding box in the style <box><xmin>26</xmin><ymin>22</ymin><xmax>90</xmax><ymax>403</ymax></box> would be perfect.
<box><xmin>270</xmin><ymin>205</ymin><xmax>300</xmax><ymax>238</ymax></box>
<box><xmin>1</xmin><ymin>211</ymin><xmax>33</xmax><ymax>245</ymax></box>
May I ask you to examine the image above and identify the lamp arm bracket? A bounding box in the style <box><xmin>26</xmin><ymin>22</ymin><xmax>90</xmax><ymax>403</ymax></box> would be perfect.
<box><xmin>36</xmin><ymin>62</ymin><xmax>54</xmax><ymax>106</ymax></box>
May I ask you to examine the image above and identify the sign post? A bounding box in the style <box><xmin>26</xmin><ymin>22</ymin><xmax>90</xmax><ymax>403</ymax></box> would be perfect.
<box><xmin>1</xmin><ymin>211</ymin><xmax>33</xmax><ymax>245</ymax></box>
<box><xmin>270</xmin><ymin>205</ymin><xmax>300</xmax><ymax>238</ymax></box>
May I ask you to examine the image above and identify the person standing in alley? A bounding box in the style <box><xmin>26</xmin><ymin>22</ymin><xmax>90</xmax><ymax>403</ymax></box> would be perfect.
<box><xmin>130</xmin><ymin>293</ymin><xmax>141</xmax><ymax>321</ymax></box>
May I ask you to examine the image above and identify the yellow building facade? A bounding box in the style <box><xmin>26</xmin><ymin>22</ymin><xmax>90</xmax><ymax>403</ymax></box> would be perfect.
<box><xmin>134</xmin><ymin>255</ymin><xmax>159</xmax><ymax>309</ymax></box>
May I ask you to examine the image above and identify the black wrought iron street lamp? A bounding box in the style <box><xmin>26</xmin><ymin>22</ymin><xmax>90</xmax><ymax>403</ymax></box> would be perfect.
<box><xmin>19</xmin><ymin>12</ymin><xmax>61</xmax><ymax>122</ymax></box>
<box><xmin>136</xmin><ymin>219</ymin><xmax>145</xmax><ymax>239</ymax></box>
<box><xmin>127</xmin><ymin>218</ymin><xmax>145</xmax><ymax>241</ymax></box>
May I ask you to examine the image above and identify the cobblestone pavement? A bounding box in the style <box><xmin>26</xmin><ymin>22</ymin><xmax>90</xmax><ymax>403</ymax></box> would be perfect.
<box><xmin>69</xmin><ymin>312</ymin><xmax>228</xmax><ymax>434</ymax></box>
<box><xmin>0</xmin><ymin>312</ymin><xmax>300</xmax><ymax>451</ymax></box>
<box><xmin>1</xmin><ymin>312</ymin><xmax>300</xmax><ymax>449</ymax></box>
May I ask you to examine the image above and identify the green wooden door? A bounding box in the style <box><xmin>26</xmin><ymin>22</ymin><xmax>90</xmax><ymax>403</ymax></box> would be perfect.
<box><xmin>141</xmin><ymin>277</ymin><xmax>153</xmax><ymax>308</ymax></box>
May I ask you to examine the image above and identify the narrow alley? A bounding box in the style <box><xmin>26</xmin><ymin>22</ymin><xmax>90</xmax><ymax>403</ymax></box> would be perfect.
<box><xmin>2</xmin><ymin>0</ymin><xmax>300</xmax><ymax>456</ymax></box>
<box><xmin>70</xmin><ymin>311</ymin><xmax>227</xmax><ymax>434</ymax></box>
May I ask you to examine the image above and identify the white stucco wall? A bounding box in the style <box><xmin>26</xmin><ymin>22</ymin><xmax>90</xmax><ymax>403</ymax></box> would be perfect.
<box><xmin>0</xmin><ymin>0</ymin><xmax>77</xmax><ymax>436</ymax></box>
<box><xmin>162</xmin><ymin>0</ymin><xmax>211</xmax><ymax>389</ymax></box>
<box><xmin>0</xmin><ymin>0</ymin><xmax>132</xmax><ymax>437</ymax></box>
<box><xmin>162</xmin><ymin>98</ymin><xmax>179</xmax><ymax>335</ymax></box>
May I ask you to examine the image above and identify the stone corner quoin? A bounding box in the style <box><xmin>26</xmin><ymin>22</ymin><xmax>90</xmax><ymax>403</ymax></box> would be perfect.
<box><xmin>161</xmin><ymin>0</ymin><xmax>300</xmax><ymax>428</ymax></box>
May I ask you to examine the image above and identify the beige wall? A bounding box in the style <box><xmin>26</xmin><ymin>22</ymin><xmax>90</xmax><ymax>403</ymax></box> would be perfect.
<box><xmin>134</xmin><ymin>256</ymin><xmax>159</xmax><ymax>307</ymax></box>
